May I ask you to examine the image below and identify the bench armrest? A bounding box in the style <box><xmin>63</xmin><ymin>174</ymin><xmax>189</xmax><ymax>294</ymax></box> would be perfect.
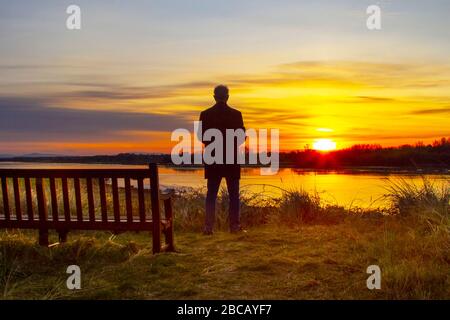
<box><xmin>160</xmin><ymin>189</ymin><xmax>175</xmax><ymax>201</ymax></box>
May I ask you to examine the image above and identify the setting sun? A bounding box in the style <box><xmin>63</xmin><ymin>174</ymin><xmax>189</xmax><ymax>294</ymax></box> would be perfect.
<box><xmin>313</xmin><ymin>139</ymin><xmax>337</xmax><ymax>151</ymax></box>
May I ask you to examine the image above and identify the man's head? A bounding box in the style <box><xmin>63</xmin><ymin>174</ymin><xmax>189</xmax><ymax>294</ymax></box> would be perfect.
<box><xmin>214</xmin><ymin>85</ymin><xmax>229</xmax><ymax>103</ymax></box>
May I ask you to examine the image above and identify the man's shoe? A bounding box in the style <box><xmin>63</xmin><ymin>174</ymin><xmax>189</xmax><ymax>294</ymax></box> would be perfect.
<box><xmin>230</xmin><ymin>226</ymin><xmax>247</xmax><ymax>234</ymax></box>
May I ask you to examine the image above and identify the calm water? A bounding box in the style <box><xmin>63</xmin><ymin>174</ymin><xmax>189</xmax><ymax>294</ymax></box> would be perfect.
<box><xmin>0</xmin><ymin>162</ymin><xmax>448</xmax><ymax>208</ymax></box>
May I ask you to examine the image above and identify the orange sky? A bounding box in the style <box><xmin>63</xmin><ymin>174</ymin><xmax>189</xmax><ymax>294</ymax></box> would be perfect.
<box><xmin>0</xmin><ymin>1</ymin><xmax>449</xmax><ymax>155</ymax></box>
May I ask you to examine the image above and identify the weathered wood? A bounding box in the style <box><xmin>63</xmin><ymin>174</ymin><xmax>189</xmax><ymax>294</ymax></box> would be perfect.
<box><xmin>13</xmin><ymin>177</ymin><xmax>22</xmax><ymax>221</ymax></box>
<box><xmin>1</xmin><ymin>177</ymin><xmax>10</xmax><ymax>221</ymax></box>
<box><xmin>35</xmin><ymin>178</ymin><xmax>48</xmax><ymax>246</ymax></box>
<box><xmin>74</xmin><ymin>178</ymin><xmax>83</xmax><ymax>221</ymax></box>
<box><xmin>86</xmin><ymin>177</ymin><xmax>95</xmax><ymax>222</ymax></box>
<box><xmin>163</xmin><ymin>198</ymin><xmax>175</xmax><ymax>251</ymax></box>
<box><xmin>125</xmin><ymin>177</ymin><xmax>133</xmax><ymax>222</ymax></box>
<box><xmin>112</xmin><ymin>177</ymin><xmax>120</xmax><ymax>222</ymax></box>
<box><xmin>61</xmin><ymin>178</ymin><xmax>71</xmax><ymax>222</ymax></box>
<box><xmin>137</xmin><ymin>178</ymin><xmax>146</xmax><ymax>222</ymax></box>
<box><xmin>98</xmin><ymin>177</ymin><xmax>108</xmax><ymax>222</ymax></box>
<box><xmin>149</xmin><ymin>163</ymin><xmax>161</xmax><ymax>254</ymax></box>
<box><xmin>24</xmin><ymin>177</ymin><xmax>34</xmax><ymax>221</ymax></box>
<box><xmin>49</xmin><ymin>178</ymin><xmax>59</xmax><ymax>222</ymax></box>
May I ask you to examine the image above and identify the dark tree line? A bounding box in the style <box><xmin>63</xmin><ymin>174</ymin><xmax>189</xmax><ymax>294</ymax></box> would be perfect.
<box><xmin>1</xmin><ymin>138</ymin><xmax>449</xmax><ymax>170</ymax></box>
<box><xmin>281</xmin><ymin>137</ymin><xmax>450</xmax><ymax>169</ymax></box>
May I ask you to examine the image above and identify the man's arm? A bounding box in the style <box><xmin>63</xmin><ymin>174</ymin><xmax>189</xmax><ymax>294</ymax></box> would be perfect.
<box><xmin>238</xmin><ymin>111</ymin><xmax>247</xmax><ymax>144</ymax></box>
<box><xmin>197</xmin><ymin>111</ymin><xmax>204</xmax><ymax>144</ymax></box>
<box><xmin>239</xmin><ymin>111</ymin><xmax>245</xmax><ymax>131</ymax></box>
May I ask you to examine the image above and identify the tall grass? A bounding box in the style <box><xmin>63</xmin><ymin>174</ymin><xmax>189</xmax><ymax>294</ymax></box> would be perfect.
<box><xmin>170</xmin><ymin>177</ymin><xmax>449</xmax><ymax>234</ymax></box>
<box><xmin>385</xmin><ymin>177</ymin><xmax>449</xmax><ymax>232</ymax></box>
<box><xmin>172</xmin><ymin>184</ymin><xmax>354</xmax><ymax>230</ymax></box>
<box><xmin>172</xmin><ymin>187</ymin><xmax>275</xmax><ymax>231</ymax></box>
<box><xmin>0</xmin><ymin>245</ymin><xmax>20</xmax><ymax>298</ymax></box>
<box><xmin>277</xmin><ymin>188</ymin><xmax>321</xmax><ymax>224</ymax></box>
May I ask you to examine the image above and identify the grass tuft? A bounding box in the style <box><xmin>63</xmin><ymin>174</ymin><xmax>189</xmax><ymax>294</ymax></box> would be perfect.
<box><xmin>385</xmin><ymin>177</ymin><xmax>449</xmax><ymax>233</ymax></box>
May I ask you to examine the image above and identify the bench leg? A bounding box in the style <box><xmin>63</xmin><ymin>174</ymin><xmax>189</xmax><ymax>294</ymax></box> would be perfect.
<box><xmin>152</xmin><ymin>218</ymin><xmax>161</xmax><ymax>254</ymax></box>
<box><xmin>38</xmin><ymin>229</ymin><xmax>49</xmax><ymax>246</ymax></box>
<box><xmin>163</xmin><ymin>199</ymin><xmax>175</xmax><ymax>252</ymax></box>
<box><xmin>58</xmin><ymin>230</ymin><xmax>68</xmax><ymax>243</ymax></box>
<box><xmin>152</xmin><ymin>230</ymin><xmax>161</xmax><ymax>254</ymax></box>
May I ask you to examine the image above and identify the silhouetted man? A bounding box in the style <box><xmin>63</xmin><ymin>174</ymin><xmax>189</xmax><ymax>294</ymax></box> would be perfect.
<box><xmin>199</xmin><ymin>85</ymin><xmax>245</xmax><ymax>234</ymax></box>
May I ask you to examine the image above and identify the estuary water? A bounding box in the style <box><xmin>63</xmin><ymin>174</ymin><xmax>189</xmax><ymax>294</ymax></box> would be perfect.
<box><xmin>0</xmin><ymin>162</ymin><xmax>448</xmax><ymax>209</ymax></box>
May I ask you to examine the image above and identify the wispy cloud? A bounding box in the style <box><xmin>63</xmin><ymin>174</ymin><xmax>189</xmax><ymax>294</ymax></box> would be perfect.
<box><xmin>409</xmin><ymin>106</ymin><xmax>450</xmax><ymax>115</ymax></box>
<box><xmin>0</xmin><ymin>97</ymin><xmax>189</xmax><ymax>140</ymax></box>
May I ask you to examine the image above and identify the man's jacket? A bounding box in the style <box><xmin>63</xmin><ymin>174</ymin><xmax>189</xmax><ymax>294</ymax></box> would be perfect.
<box><xmin>199</xmin><ymin>102</ymin><xmax>245</xmax><ymax>179</ymax></box>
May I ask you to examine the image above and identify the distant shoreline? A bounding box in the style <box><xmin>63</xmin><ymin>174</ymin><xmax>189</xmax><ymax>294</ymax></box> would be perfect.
<box><xmin>2</xmin><ymin>140</ymin><xmax>449</xmax><ymax>173</ymax></box>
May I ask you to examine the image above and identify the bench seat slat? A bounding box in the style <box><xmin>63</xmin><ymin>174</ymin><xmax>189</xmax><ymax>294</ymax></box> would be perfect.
<box><xmin>0</xmin><ymin>219</ymin><xmax>170</xmax><ymax>231</ymax></box>
<box><xmin>0</xmin><ymin>220</ymin><xmax>153</xmax><ymax>231</ymax></box>
<box><xmin>0</xmin><ymin>215</ymin><xmax>170</xmax><ymax>223</ymax></box>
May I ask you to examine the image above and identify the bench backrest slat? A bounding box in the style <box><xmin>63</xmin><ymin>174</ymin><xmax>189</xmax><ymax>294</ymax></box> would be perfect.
<box><xmin>86</xmin><ymin>177</ymin><xmax>95</xmax><ymax>221</ymax></box>
<box><xmin>49</xmin><ymin>177</ymin><xmax>59</xmax><ymax>222</ymax></box>
<box><xmin>98</xmin><ymin>177</ymin><xmax>108</xmax><ymax>222</ymax></box>
<box><xmin>73</xmin><ymin>178</ymin><xmax>83</xmax><ymax>221</ymax></box>
<box><xmin>24</xmin><ymin>177</ymin><xmax>34</xmax><ymax>221</ymax></box>
<box><xmin>137</xmin><ymin>178</ymin><xmax>146</xmax><ymax>223</ymax></box>
<box><xmin>13</xmin><ymin>177</ymin><xmax>22</xmax><ymax>221</ymax></box>
<box><xmin>35</xmin><ymin>178</ymin><xmax>48</xmax><ymax>224</ymax></box>
<box><xmin>1</xmin><ymin>177</ymin><xmax>10</xmax><ymax>220</ymax></box>
<box><xmin>125</xmin><ymin>177</ymin><xmax>133</xmax><ymax>222</ymax></box>
<box><xmin>61</xmin><ymin>177</ymin><xmax>71</xmax><ymax>222</ymax></box>
<box><xmin>111</xmin><ymin>177</ymin><xmax>120</xmax><ymax>222</ymax></box>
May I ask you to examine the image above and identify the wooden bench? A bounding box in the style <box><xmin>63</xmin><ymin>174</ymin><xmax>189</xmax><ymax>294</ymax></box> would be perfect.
<box><xmin>0</xmin><ymin>163</ymin><xmax>174</xmax><ymax>253</ymax></box>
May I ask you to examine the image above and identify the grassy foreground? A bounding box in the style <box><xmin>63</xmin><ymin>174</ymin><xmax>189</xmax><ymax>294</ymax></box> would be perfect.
<box><xmin>0</xmin><ymin>179</ymin><xmax>449</xmax><ymax>299</ymax></box>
